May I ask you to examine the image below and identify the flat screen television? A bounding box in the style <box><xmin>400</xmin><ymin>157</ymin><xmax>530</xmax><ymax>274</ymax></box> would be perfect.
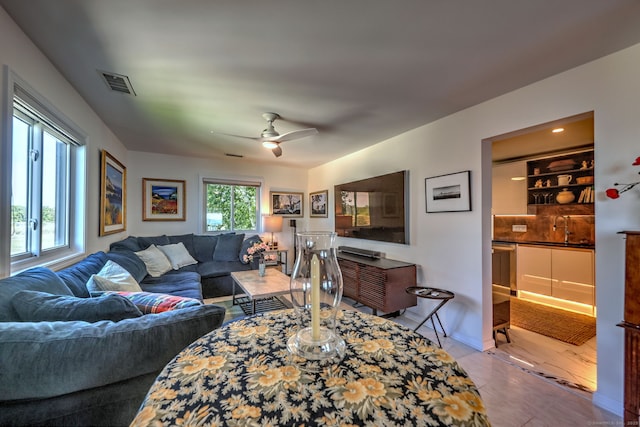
<box><xmin>334</xmin><ymin>170</ymin><xmax>409</xmax><ymax>244</ymax></box>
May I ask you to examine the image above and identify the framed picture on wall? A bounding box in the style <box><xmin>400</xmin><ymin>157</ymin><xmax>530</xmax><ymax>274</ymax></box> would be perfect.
<box><xmin>270</xmin><ymin>191</ymin><xmax>303</xmax><ymax>217</ymax></box>
<box><xmin>425</xmin><ymin>170</ymin><xmax>471</xmax><ymax>213</ymax></box>
<box><xmin>142</xmin><ymin>178</ymin><xmax>186</xmax><ymax>221</ymax></box>
<box><xmin>99</xmin><ymin>150</ymin><xmax>126</xmax><ymax>236</ymax></box>
<box><xmin>310</xmin><ymin>190</ymin><xmax>328</xmax><ymax>218</ymax></box>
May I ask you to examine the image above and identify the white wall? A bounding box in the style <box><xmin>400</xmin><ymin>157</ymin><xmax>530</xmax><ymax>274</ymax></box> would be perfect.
<box><xmin>126</xmin><ymin>151</ymin><xmax>308</xmax><ymax>264</ymax></box>
<box><xmin>0</xmin><ymin>7</ymin><xmax>129</xmax><ymax>273</ymax></box>
<box><xmin>309</xmin><ymin>43</ymin><xmax>640</xmax><ymax>415</ymax></box>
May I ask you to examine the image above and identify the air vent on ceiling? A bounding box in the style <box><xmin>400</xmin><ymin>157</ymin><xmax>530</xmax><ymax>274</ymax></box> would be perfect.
<box><xmin>98</xmin><ymin>70</ymin><xmax>136</xmax><ymax>96</ymax></box>
<box><xmin>225</xmin><ymin>153</ymin><xmax>244</xmax><ymax>158</ymax></box>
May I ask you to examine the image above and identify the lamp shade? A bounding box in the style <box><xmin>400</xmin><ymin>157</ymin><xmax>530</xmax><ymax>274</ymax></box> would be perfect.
<box><xmin>263</xmin><ymin>215</ymin><xmax>283</xmax><ymax>233</ymax></box>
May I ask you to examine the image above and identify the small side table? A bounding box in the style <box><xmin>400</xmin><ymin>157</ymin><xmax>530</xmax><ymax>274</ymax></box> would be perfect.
<box><xmin>405</xmin><ymin>286</ymin><xmax>455</xmax><ymax>348</ymax></box>
<box><xmin>263</xmin><ymin>248</ymin><xmax>288</xmax><ymax>274</ymax></box>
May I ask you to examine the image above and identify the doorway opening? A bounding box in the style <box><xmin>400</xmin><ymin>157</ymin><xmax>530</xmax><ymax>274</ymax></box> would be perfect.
<box><xmin>485</xmin><ymin>111</ymin><xmax>596</xmax><ymax>395</ymax></box>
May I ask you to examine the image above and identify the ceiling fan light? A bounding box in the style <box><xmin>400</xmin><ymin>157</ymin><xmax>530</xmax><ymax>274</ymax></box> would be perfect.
<box><xmin>262</xmin><ymin>140</ymin><xmax>279</xmax><ymax>149</ymax></box>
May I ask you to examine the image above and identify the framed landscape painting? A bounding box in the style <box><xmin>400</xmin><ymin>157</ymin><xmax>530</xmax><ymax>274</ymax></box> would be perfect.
<box><xmin>425</xmin><ymin>170</ymin><xmax>471</xmax><ymax>213</ymax></box>
<box><xmin>99</xmin><ymin>150</ymin><xmax>126</xmax><ymax>236</ymax></box>
<box><xmin>143</xmin><ymin>178</ymin><xmax>186</xmax><ymax>221</ymax></box>
<box><xmin>310</xmin><ymin>190</ymin><xmax>328</xmax><ymax>218</ymax></box>
<box><xmin>271</xmin><ymin>191</ymin><xmax>303</xmax><ymax>217</ymax></box>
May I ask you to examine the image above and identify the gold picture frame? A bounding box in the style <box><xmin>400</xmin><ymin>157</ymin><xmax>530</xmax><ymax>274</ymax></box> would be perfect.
<box><xmin>142</xmin><ymin>178</ymin><xmax>186</xmax><ymax>221</ymax></box>
<box><xmin>99</xmin><ymin>150</ymin><xmax>126</xmax><ymax>236</ymax></box>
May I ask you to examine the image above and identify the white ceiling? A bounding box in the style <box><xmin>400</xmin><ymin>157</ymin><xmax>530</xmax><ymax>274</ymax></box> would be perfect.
<box><xmin>3</xmin><ymin>0</ymin><xmax>640</xmax><ymax>168</ymax></box>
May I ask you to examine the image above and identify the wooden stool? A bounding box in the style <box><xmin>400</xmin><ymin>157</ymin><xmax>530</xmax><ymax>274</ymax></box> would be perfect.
<box><xmin>492</xmin><ymin>292</ymin><xmax>511</xmax><ymax>347</ymax></box>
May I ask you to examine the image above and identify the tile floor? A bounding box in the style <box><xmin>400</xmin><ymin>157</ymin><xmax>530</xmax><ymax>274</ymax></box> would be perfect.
<box><xmin>391</xmin><ymin>313</ymin><xmax>619</xmax><ymax>427</ymax></box>
<box><xmin>213</xmin><ymin>295</ymin><xmax>619</xmax><ymax>426</ymax></box>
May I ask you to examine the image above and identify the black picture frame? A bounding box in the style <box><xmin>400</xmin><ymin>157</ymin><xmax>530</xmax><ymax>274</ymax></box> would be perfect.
<box><xmin>425</xmin><ymin>170</ymin><xmax>471</xmax><ymax>213</ymax></box>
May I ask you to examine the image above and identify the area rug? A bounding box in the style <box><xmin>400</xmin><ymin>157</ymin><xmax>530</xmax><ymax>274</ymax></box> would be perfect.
<box><xmin>206</xmin><ymin>297</ymin><xmax>291</xmax><ymax>323</ymax></box>
<box><xmin>510</xmin><ymin>298</ymin><xmax>596</xmax><ymax>346</ymax></box>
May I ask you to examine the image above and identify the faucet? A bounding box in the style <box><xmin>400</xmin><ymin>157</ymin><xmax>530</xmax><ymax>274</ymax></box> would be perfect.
<box><xmin>553</xmin><ymin>215</ymin><xmax>571</xmax><ymax>244</ymax></box>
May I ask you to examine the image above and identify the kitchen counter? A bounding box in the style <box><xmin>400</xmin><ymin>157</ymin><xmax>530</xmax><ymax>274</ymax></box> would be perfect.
<box><xmin>493</xmin><ymin>239</ymin><xmax>595</xmax><ymax>250</ymax></box>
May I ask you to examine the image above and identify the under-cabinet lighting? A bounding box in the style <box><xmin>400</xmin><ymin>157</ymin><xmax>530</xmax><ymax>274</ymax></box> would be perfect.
<box><xmin>511</xmin><ymin>176</ymin><xmax>526</xmax><ymax>181</ymax></box>
<box><xmin>552</xmin><ymin>127</ymin><xmax>565</xmax><ymax>133</ymax></box>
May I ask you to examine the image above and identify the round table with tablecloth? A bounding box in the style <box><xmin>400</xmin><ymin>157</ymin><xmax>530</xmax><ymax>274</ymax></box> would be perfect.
<box><xmin>131</xmin><ymin>309</ymin><xmax>490</xmax><ymax>427</ymax></box>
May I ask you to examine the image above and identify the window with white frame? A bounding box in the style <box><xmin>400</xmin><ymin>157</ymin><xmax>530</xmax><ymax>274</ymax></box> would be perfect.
<box><xmin>203</xmin><ymin>179</ymin><xmax>260</xmax><ymax>233</ymax></box>
<box><xmin>3</xmin><ymin>73</ymin><xmax>85</xmax><ymax>273</ymax></box>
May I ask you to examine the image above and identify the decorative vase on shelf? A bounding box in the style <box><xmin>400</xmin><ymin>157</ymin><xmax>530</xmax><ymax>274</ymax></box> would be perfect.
<box><xmin>287</xmin><ymin>231</ymin><xmax>345</xmax><ymax>367</ymax></box>
<box><xmin>258</xmin><ymin>255</ymin><xmax>266</xmax><ymax>277</ymax></box>
<box><xmin>556</xmin><ymin>188</ymin><xmax>575</xmax><ymax>204</ymax></box>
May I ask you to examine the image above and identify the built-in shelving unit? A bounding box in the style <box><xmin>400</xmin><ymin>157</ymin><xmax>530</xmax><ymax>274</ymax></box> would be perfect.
<box><xmin>526</xmin><ymin>149</ymin><xmax>594</xmax><ymax>214</ymax></box>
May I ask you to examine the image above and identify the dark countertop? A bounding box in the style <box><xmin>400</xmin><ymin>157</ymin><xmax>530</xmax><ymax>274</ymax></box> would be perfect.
<box><xmin>492</xmin><ymin>239</ymin><xmax>595</xmax><ymax>250</ymax></box>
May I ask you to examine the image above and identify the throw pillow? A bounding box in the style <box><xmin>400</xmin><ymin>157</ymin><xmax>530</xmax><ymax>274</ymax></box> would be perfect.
<box><xmin>158</xmin><ymin>242</ymin><xmax>198</xmax><ymax>270</ymax></box>
<box><xmin>105</xmin><ymin>251</ymin><xmax>149</xmax><ymax>283</ymax></box>
<box><xmin>85</xmin><ymin>260</ymin><xmax>143</xmax><ymax>293</ymax></box>
<box><xmin>168</xmin><ymin>234</ymin><xmax>196</xmax><ymax>258</ymax></box>
<box><xmin>12</xmin><ymin>290</ymin><xmax>143</xmax><ymax>322</ymax></box>
<box><xmin>134</xmin><ymin>244</ymin><xmax>172</xmax><ymax>277</ymax></box>
<box><xmin>0</xmin><ymin>267</ymin><xmax>74</xmax><ymax>322</ymax></box>
<box><xmin>213</xmin><ymin>233</ymin><xmax>245</xmax><ymax>262</ymax></box>
<box><xmin>192</xmin><ymin>234</ymin><xmax>219</xmax><ymax>262</ymax></box>
<box><xmin>99</xmin><ymin>291</ymin><xmax>203</xmax><ymax>314</ymax></box>
<box><xmin>239</xmin><ymin>235</ymin><xmax>264</xmax><ymax>264</ymax></box>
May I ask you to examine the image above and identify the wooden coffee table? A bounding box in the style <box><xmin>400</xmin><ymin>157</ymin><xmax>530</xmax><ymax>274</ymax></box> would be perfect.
<box><xmin>231</xmin><ymin>269</ymin><xmax>291</xmax><ymax>315</ymax></box>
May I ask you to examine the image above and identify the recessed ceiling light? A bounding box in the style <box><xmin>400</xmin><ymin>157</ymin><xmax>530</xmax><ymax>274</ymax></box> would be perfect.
<box><xmin>552</xmin><ymin>128</ymin><xmax>565</xmax><ymax>133</ymax></box>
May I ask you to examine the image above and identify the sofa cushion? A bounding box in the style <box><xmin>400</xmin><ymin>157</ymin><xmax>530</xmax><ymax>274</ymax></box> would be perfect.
<box><xmin>105</xmin><ymin>250</ymin><xmax>148</xmax><ymax>283</ymax></box>
<box><xmin>56</xmin><ymin>252</ymin><xmax>109</xmax><ymax>298</ymax></box>
<box><xmin>109</xmin><ymin>236</ymin><xmax>143</xmax><ymax>252</ymax></box>
<box><xmin>101</xmin><ymin>291</ymin><xmax>202</xmax><ymax>314</ymax></box>
<box><xmin>213</xmin><ymin>233</ymin><xmax>245</xmax><ymax>261</ymax></box>
<box><xmin>158</xmin><ymin>242</ymin><xmax>198</xmax><ymax>270</ymax></box>
<box><xmin>239</xmin><ymin>234</ymin><xmax>265</xmax><ymax>264</ymax></box>
<box><xmin>135</xmin><ymin>245</ymin><xmax>172</xmax><ymax>277</ymax></box>
<box><xmin>85</xmin><ymin>260</ymin><xmax>143</xmax><ymax>293</ymax></box>
<box><xmin>138</xmin><ymin>235</ymin><xmax>170</xmax><ymax>249</ymax></box>
<box><xmin>192</xmin><ymin>234</ymin><xmax>219</xmax><ymax>262</ymax></box>
<box><xmin>0</xmin><ymin>268</ymin><xmax>73</xmax><ymax>322</ymax></box>
<box><xmin>198</xmin><ymin>260</ymin><xmax>252</xmax><ymax>279</ymax></box>
<box><xmin>0</xmin><ymin>304</ymin><xmax>226</xmax><ymax>401</ymax></box>
<box><xmin>11</xmin><ymin>290</ymin><xmax>143</xmax><ymax>322</ymax></box>
<box><xmin>168</xmin><ymin>233</ymin><xmax>196</xmax><ymax>258</ymax></box>
<box><xmin>139</xmin><ymin>271</ymin><xmax>203</xmax><ymax>300</ymax></box>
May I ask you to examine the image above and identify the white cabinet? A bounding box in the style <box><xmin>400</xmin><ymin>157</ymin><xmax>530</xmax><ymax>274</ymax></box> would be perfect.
<box><xmin>551</xmin><ymin>249</ymin><xmax>594</xmax><ymax>305</ymax></box>
<box><xmin>492</xmin><ymin>161</ymin><xmax>527</xmax><ymax>215</ymax></box>
<box><xmin>517</xmin><ymin>245</ymin><xmax>552</xmax><ymax>295</ymax></box>
<box><xmin>517</xmin><ymin>245</ymin><xmax>594</xmax><ymax>306</ymax></box>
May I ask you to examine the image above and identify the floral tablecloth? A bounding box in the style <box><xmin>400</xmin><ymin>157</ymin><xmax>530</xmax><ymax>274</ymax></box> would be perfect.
<box><xmin>131</xmin><ymin>309</ymin><xmax>490</xmax><ymax>426</ymax></box>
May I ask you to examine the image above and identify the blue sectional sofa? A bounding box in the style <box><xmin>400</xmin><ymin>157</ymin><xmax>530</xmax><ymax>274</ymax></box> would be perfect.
<box><xmin>0</xmin><ymin>249</ymin><xmax>227</xmax><ymax>426</ymax></box>
<box><xmin>109</xmin><ymin>232</ymin><xmax>263</xmax><ymax>298</ymax></box>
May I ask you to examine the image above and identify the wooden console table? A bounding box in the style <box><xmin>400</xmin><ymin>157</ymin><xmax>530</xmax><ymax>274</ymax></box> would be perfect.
<box><xmin>619</xmin><ymin>231</ymin><xmax>640</xmax><ymax>426</ymax></box>
<box><xmin>337</xmin><ymin>253</ymin><xmax>417</xmax><ymax>315</ymax></box>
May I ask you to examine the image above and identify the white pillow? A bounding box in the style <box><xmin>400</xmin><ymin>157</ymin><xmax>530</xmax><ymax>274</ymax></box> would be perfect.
<box><xmin>158</xmin><ymin>242</ymin><xmax>198</xmax><ymax>270</ymax></box>
<box><xmin>86</xmin><ymin>260</ymin><xmax>143</xmax><ymax>293</ymax></box>
<box><xmin>134</xmin><ymin>244</ymin><xmax>172</xmax><ymax>277</ymax></box>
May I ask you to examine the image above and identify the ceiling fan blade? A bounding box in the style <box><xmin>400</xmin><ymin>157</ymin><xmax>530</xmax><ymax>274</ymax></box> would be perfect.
<box><xmin>272</xmin><ymin>145</ymin><xmax>283</xmax><ymax>157</ymax></box>
<box><xmin>212</xmin><ymin>132</ymin><xmax>260</xmax><ymax>142</ymax></box>
<box><xmin>264</xmin><ymin>128</ymin><xmax>318</xmax><ymax>143</ymax></box>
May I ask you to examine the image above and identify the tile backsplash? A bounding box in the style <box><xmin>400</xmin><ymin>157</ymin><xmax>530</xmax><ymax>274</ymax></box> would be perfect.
<box><xmin>493</xmin><ymin>214</ymin><xmax>594</xmax><ymax>245</ymax></box>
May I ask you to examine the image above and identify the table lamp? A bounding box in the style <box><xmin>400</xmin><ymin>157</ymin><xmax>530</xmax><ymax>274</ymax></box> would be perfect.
<box><xmin>263</xmin><ymin>215</ymin><xmax>283</xmax><ymax>248</ymax></box>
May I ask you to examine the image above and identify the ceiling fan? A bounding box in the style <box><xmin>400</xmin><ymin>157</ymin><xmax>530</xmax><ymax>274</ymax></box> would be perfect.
<box><xmin>221</xmin><ymin>112</ymin><xmax>318</xmax><ymax>157</ymax></box>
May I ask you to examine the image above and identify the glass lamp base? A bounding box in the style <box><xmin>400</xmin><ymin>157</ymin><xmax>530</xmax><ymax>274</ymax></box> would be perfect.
<box><xmin>287</xmin><ymin>327</ymin><xmax>346</xmax><ymax>367</ymax></box>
